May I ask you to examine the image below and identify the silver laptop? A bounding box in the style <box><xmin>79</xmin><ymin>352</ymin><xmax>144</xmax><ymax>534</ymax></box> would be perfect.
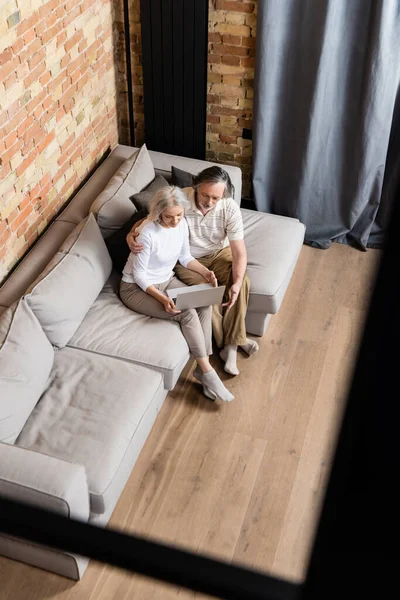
<box><xmin>166</xmin><ymin>283</ymin><xmax>225</xmax><ymax>310</ymax></box>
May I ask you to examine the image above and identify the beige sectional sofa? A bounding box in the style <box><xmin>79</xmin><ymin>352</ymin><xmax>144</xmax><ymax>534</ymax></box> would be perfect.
<box><xmin>0</xmin><ymin>145</ymin><xmax>305</xmax><ymax>579</ymax></box>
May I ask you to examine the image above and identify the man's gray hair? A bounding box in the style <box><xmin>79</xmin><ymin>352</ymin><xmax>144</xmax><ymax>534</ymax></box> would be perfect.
<box><xmin>192</xmin><ymin>166</ymin><xmax>234</xmax><ymax>198</ymax></box>
<box><xmin>149</xmin><ymin>186</ymin><xmax>190</xmax><ymax>223</ymax></box>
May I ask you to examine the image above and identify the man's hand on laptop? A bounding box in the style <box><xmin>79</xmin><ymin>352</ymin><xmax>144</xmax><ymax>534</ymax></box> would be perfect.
<box><xmin>126</xmin><ymin>230</ymin><xmax>143</xmax><ymax>254</ymax></box>
<box><xmin>203</xmin><ymin>269</ymin><xmax>218</xmax><ymax>287</ymax></box>
<box><xmin>222</xmin><ymin>282</ymin><xmax>240</xmax><ymax>311</ymax></box>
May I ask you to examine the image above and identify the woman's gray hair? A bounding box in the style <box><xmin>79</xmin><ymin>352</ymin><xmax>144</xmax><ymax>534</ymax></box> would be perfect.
<box><xmin>148</xmin><ymin>185</ymin><xmax>190</xmax><ymax>223</ymax></box>
<box><xmin>192</xmin><ymin>166</ymin><xmax>234</xmax><ymax>198</ymax></box>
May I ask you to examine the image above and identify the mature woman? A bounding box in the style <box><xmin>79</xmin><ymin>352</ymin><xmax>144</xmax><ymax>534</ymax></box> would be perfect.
<box><xmin>119</xmin><ymin>186</ymin><xmax>234</xmax><ymax>403</ymax></box>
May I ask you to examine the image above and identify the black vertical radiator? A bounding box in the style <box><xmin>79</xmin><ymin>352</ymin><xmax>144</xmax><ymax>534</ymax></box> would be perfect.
<box><xmin>139</xmin><ymin>0</ymin><xmax>209</xmax><ymax>159</ymax></box>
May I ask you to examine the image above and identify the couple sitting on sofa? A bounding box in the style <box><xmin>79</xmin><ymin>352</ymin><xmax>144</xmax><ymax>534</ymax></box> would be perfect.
<box><xmin>120</xmin><ymin>166</ymin><xmax>259</xmax><ymax>402</ymax></box>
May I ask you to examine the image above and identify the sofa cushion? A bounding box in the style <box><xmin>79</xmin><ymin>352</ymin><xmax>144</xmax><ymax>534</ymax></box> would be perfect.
<box><xmin>16</xmin><ymin>347</ymin><xmax>165</xmax><ymax>516</ymax></box>
<box><xmin>25</xmin><ymin>214</ymin><xmax>112</xmax><ymax>348</ymax></box>
<box><xmin>67</xmin><ymin>291</ymin><xmax>190</xmax><ymax>390</ymax></box>
<box><xmin>242</xmin><ymin>209</ymin><xmax>305</xmax><ymax>314</ymax></box>
<box><xmin>0</xmin><ymin>299</ymin><xmax>54</xmax><ymax>443</ymax></box>
<box><xmin>90</xmin><ymin>144</ymin><xmax>155</xmax><ymax>238</ymax></box>
<box><xmin>106</xmin><ymin>208</ymin><xmax>148</xmax><ymax>274</ymax></box>
<box><xmin>171</xmin><ymin>166</ymin><xmax>194</xmax><ymax>189</ymax></box>
<box><xmin>131</xmin><ymin>173</ymin><xmax>169</xmax><ymax>212</ymax></box>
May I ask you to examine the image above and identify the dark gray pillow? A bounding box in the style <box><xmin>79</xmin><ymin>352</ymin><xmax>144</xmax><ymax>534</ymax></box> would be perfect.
<box><xmin>130</xmin><ymin>174</ymin><xmax>169</xmax><ymax>212</ymax></box>
<box><xmin>106</xmin><ymin>208</ymin><xmax>148</xmax><ymax>274</ymax></box>
<box><xmin>171</xmin><ymin>166</ymin><xmax>194</xmax><ymax>189</ymax></box>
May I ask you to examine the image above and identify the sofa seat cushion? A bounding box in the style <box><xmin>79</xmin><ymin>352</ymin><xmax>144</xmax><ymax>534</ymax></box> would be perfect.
<box><xmin>16</xmin><ymin>347</ymin><xmax>165</xmax><ymax>516</ymax></box>
<box><xmin>242</xmin><ymin>209</ymin><xmax>305</xmax><ymax>314</ymax></box>
<box><xmin>0</xmin><ymin>299</ymin><xmax>54</xmax><ymax>443</ymax></box>
<box><xmin>67</xmin><ymin>291</ymin><xmax>190</xmax><ymax>390</ymax></box>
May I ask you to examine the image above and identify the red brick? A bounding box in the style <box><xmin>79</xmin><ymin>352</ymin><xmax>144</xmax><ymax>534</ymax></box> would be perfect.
<box><xmin>0</xmin><ymin>49</ymin><xmax>13</xmax><ymax>66</ymax></box>
<box><xmin>209</xmin><ymin>54</ymin><xmax>221</xmax><ymax>64</ymax></box>
<box><xmin>56</xmin><ymin>5</ymin><xmax>66</xmax><ymax>19</ymax></box>
<box><xmin>16</xmin><ymin>150</ymin><xmax>38</xmax><ymax>177</ymax></box>
<box><xmin>10</xmin><ymin>205</ymin><xmax>32</xmax><ymax>232</ymax></box>
<box><xmin>56</xmin><ymin>108</ymin><xmax>66</xmax><ymax>122</ymax></box>
<box><xmin>61</xmin><ymin>53</ymin><xmax>71</xmax><ymax>68</ymax></box>
<box><xmin>63</xmin><ymin>6</ymin><xmax>80</xmax><ymax>27</ymax></box>
<box><xmin>57</xmin><ymin>30</ymin><xmax>67</xmax><ymax>47</ymax></box>
<box><xmin>4</xmin><ymin>71</ymin><xmax>18</xmax><ymax>90</ymax></box>
<box><xmin>20</xmin><ymin>116</ymin><xmax>37</xmax><ymax>138</ymax></box>
<box><xmin>241</xmin><ymin>37</ymin><xmax>256</xmax><ymax>49</ymax></box>
<box><xmin>25</xmin><ymin>89</ymin><xmax>47</xmax><ymax>114</ymax></box>
<box><xmin>0</xmin><ymin>55</ymin><xmax>19</xmax><ymax>82</ymax></box>
<box><xmin>24</xmin><ymin>60</ymin><xmax>46</xmax><ymax>88</ymax></box>
<box><xmin>222</xmin><ymin>55</ymin><xmax>241</xmax><ymax>66</ymax></box>
<box><xmin>215</xmin><ymin>1</ymin><xmax>255</xmax><ymax>12</ymax></box>
<box><xmin>17</xmin><ymin>221</ymin><xmax>29</xmax><ymax>237</ymax></box>
<box><xmin>1</xmin><ymin>138</ymin><xmax>24</xmax><ymax>163</ymax></box>
<box><xmin>17</xmin><ymin>13</ymin><xmax>39</xmax><ymax>36</ymax></box>
<box><xmin>42</xmin><ymin>95</ymin><xmax>52</xmax><ymax>110</ymax></box>
<box><xmin>222</xmin><ymin>35</ymin><xmax>242</xmax><ymax>46</ymax></box>
<box><xmin>6</xmin><ymin>209</ymin><xmax>19</xmax><ymax>226</ymax></box>
<box><xmin>11</xmin><ymin>37</ymin><xmax>24</xmax><ymax>54</ymax></box>
<box><xmin>23</xmin><ymin>122</ymin><xmax>42</xmax><ymax>143</ymax></box>
<box><xmin>211</xmin><ymin>105</ymin><xmax>247</xmax><ymax>117</ymax></box>
<box><xmin>213</xmin><ymin>44</ymin><xmax>248</xmax><ymax>56</ymax></box>
<box><xmin>39</xmin><ymin>0</ymin><xmax>59</xmax><ymax>20</ymax></box>
<box><xmin>64</xmin><ymin>30</ymin><xmax>84</xmax><ymax>53</ymax></box>
<box><xmin>17</xmin><ymin>62</ymin><xmax>30</xmax><ymax>80</ymax></box>
<box><xmin>40</xmin><ymin>173</ymin><xmax>51</xmax><ymax>188</ymax></box>
<box><xmin>207</xmin><ymin>114</ymin><xmax>220</xmax><ymax>124</ymax></box>
<box><xmin>240</xmin><ymin>57</ymin><xmax>255</xmax><ymax>68</ymax></box>
<box><xmin>40</xmin><ymin>21</ymin><xmax>63</xmax><ymax>44</ymax></box>
<box><xmin>5</xmin><ymin>130</ymin><xmax>18</xmax><ymax>149</ymax></box>
<box><xmin>207</xmin><ymin>94</ymin><xmax>220</xmax><ymax>105</ymax></box>
<box><xmin>21</xmin><ymin>139</ymin><xmax>36</xmax><ymax>156</ymax></box>
<box><xmin>37</xmin><ymin>131</ymin><xmax>55</xmax><ymax>153</ymax></box>
<box><xmin>23</xmin><ymin>27</ymin><xmax>36</xmax><ymax>45</ymax></box>
<box><xmin>46</xmin><ymin>11</ymin><xmax>57</xmax><ymax>28</ymax></box>
<box><xmin>40</xmin><ymin>71</ymin><xmax>52</xmax><ymax>85</ymax></box>
<box><xmin>220</xmin><ymin>134</ymin><xmax>237</xmax><ymax>144</ymax></box>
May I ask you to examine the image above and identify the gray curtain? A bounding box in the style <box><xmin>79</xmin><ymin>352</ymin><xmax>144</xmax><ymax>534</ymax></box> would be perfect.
<box><xmin>252</xmin><ymin>0</ymin><xmax>400</xmax><ymax>249</ymax></box>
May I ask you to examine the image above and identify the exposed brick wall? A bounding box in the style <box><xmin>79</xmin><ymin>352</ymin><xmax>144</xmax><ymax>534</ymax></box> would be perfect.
<box><xmin>0</xmin><ymin>0</ymin><xmax>119</xmax><ymax>282</ymax></box>
<box><xmin>114</xmin><ymin>0</ymin><xmax>144</xmax><ymax>147</ymax></box>
<box><xmin>207</xmin><ymin>0</ymin><xmax>256</xmax><ymax>197</ymax></box>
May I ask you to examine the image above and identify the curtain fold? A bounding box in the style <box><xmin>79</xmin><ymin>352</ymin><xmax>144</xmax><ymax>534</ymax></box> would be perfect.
<box><xmin>252</xmin><ymin>0</ymin><xmax>400</xmax><ymax>249</ymax></box>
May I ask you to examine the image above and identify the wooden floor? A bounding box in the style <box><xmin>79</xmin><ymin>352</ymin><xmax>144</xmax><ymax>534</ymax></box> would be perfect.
<box><xmin>0</xmin><ymin>243</ymin><xmax>381</xmax><ymax>599</ymax></box>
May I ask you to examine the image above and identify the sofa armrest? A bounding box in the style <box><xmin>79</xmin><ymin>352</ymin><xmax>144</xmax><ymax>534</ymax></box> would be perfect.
<box><xmin>0</xmin><ymin>444</ymin><xmax>90</xmax><ymax>522</ymax></box>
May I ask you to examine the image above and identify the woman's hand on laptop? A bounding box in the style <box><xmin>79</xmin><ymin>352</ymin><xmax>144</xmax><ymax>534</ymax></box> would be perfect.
<box><xmin>126</xmin><ymin>230</ymin><xmax>143</xmax><ymax>254</ymax></box>
<box><xmin>203</xmin><ymin>269</ymin><xmax>218</xmax><ymax>287</ymax></box>
<box><xmin>161</xmin><ymin>296</ymin><xmax>181</xmax><ymax>314</ymax></box>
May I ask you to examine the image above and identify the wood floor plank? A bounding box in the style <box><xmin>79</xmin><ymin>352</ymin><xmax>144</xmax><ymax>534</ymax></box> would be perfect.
<box><xmin>233</xmin><ymin>339</ymin><xmax>329</xmax><ymax>572</ymax></box>
<box><xmin>271</xmin><ymin>306</ymin><xmax>368</xmax><ymax>582</ymax></box>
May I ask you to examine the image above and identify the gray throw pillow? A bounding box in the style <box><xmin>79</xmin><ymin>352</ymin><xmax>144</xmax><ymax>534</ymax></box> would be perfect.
<box><xmin>0</xmin><ymin>299</ymin><xmax>54</xmax><ymax>443</ymax></box>
<box><xmin>130</xmin><ymin>174</ymin><xmax>169</xmax><ymax>212</ymax></box>
<box><xmin>90</xmin><ymin>144</ymin><xmax>155</xmax><ymax>238</ymax></box>
<box><xmin>171</xmin><ymin>166</ymin><xmax>194</xmax><ymax>189</ymax></box>
<box><xmin>25</xmin><ymin>214</ymin><xmax>112</xmax><ymax>348</ymax></box>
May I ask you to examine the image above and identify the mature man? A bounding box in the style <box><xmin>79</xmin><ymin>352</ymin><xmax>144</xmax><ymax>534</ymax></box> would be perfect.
<box><xmin>127</xmin><ymin>166</ymin><xmax>258</xmax><ymax>375</ymax></box>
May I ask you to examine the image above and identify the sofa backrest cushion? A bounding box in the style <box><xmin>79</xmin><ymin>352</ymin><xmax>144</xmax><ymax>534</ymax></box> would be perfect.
<box><xmin>25</xmin><ymin>214</ymin><xmax>112</xmax><ymax>349</ymax></box>
<box><xmin>130</xmin><ymin>173</ymin><xmax>169</xmax><ymax>212</ymax></box>
<box><xmin>90</xmin><ymin>144</ymin><xmax>155</xmax><ymax>238</ymax></box>
<box><xmin>0</xmin><ymin>299</ymin><xmax>54</xmax><ymax>444</ymax></box>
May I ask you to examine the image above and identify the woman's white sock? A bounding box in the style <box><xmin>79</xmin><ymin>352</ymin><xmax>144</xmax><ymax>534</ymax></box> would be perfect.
<box><xmin>202</xmin><ymin>369</ymin><xmax>234</xmax><ymax>402</ymax></box>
